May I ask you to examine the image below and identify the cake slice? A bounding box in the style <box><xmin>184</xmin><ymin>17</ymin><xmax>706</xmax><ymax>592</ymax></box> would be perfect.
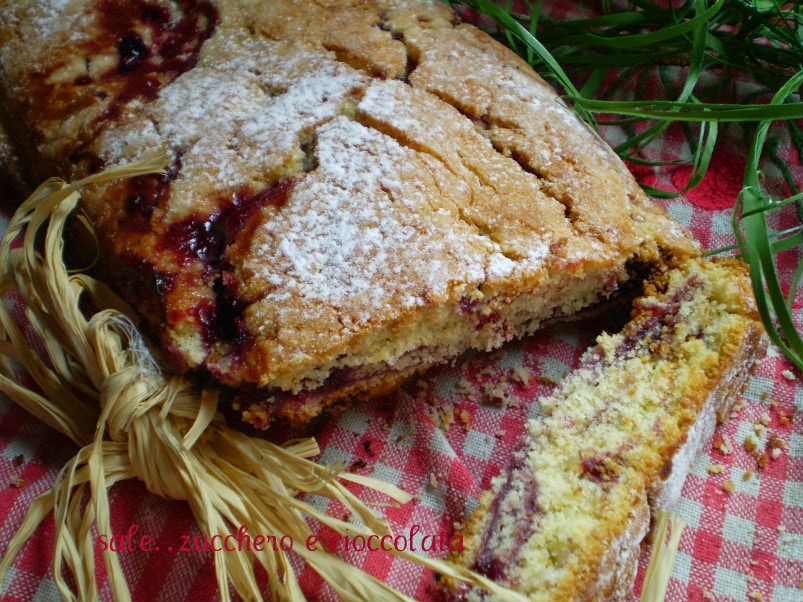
<box><xmin>0</xmin><ymin>0</ymin><xmax>697</xmax><ymax>430</ymax></box>
<box><xmin>450</xmin><ymin>257</ymin><xmax>767</xmax><ymax>601</ymax></box>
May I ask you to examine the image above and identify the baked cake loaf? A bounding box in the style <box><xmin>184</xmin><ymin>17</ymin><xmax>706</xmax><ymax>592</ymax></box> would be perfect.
<box><xmin>0</xmin><ymin>0</ymin><xmax>698</xmax><ymax>430</ymax></box>
<box><xmin>449</xmin><ymin>257</ymin><xmax>768</xmax><ymax>601</ymax></box>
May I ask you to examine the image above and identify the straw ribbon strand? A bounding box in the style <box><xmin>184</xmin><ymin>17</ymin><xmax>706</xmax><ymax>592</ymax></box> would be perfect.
<box><xmin>0</xmin><ymin>157</ymin><xmax>525</xmax><ymax>602</ymax></box>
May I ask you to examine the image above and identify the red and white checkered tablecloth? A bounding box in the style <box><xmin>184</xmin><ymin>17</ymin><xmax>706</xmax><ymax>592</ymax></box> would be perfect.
<box><xmin>0</xmin><ymin>3</ymin><xmax>802</xmax><ymax>601</ymax></box>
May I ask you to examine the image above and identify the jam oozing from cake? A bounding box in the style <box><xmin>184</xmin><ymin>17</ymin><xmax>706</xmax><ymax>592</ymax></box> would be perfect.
<box><xmin>168</xmin><ymin>218</ymin><xmax>221</xmax><ymax>266</ymax></box>
<box><xmin>125</xmin><ymin>173</ymin><xmax>173</xmax><ymax>230</ymax></box>
<box><xmin>208</xmin><ymin>274</ymin><xmax>250</xmax><ymax>348</ymax></box>
<box><xmin>118</xmin><ymin>33</ymin><xmax>150</xmax><ymax>73</ymax></box>
<box><xmin>96</xmin><ymin>0</ymin><xmax>218</xmax><ymax>106</ymax></box>
<box><xmin>25</xmin><ymin>1</ymin><xmax>218</xmax><ymax>135</ymax></box>
<box><xmin>116</xmin><ymin>178</ymin><xmax>297</xmax><ymax>363</ymax></box>
<box><xmin>224</xmin><ymin>179</ymin><xmax>294</xmax><ymax>240</ymax></box>
<box><xmin>116</xmin><ymin>255</ymin><xmax>176</xmax><ymax>326</ymax></box>
<box><xmin>472</xmin><ymin>453</ymin><xmax>542</xmax><ymax>583</ymax></box>
<box><xmin>161</xmin><ymin>177</ymin><xmax>296</xmax><ymax>269</ymax></box>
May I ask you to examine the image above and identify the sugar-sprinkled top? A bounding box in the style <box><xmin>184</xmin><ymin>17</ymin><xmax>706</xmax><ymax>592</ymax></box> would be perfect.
<box><xmin>98</xmin><ymin>33</ymin><xmax>367</xmax><ymax>221</ymax></box>
<box><xmin>0</xmin><ymin>0</ymin><xmax>698</xmax><ymax>400</ymax></box>
<box><xmin>240</xmin><ymin>115</ymin><xmax>490</xmax><ymax>319</ymax></box>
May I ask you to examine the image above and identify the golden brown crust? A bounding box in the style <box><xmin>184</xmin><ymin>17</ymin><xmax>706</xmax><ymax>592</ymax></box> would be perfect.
<box><xmin>0</xmin><ymin>0</ymin><xmax>698</xmax><ymax>430</ymax></box>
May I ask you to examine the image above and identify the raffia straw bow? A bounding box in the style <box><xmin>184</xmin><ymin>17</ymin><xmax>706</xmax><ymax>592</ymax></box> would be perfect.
<box><xmin>0</xmin><ymin>156</ymin><xmax>525</xmax><ymax>602</ymax></box>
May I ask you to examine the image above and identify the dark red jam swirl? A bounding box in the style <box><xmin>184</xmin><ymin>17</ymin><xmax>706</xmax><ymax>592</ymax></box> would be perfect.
<box><xmin>613</xmin><ymin>275</ymin><xmax>703</xmax><ymax>361</ymax></box>
<box><xmin>94</xmin><ymin>0</ymin><xmax>219</xmax><ymax>107</ymax></box>
<box><xmin>117</xmin><ymin>177</ymin><xmax>296</xmax><ymax>365</ymax></box>
<box><xmin>472</xmin><ymin>450</ymin><xmax>541</xmax><ymax>583</ymax></box>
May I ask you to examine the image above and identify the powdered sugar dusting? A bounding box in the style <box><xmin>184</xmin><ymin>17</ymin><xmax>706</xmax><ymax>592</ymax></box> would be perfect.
<box><xmin>1</xmin><ymin>0</ymin><xmax>95</xmax><ymax>65</ymax></box>
<box><xmin>359</xmin><ymin>79</ymin><xmax>558</xmax><ymax>275</ymax></box>
<box><xmin>242</xmin><ymin>116</ymin><xmax>488</xmax><ymax>321</ymax></box>
<box><xmin>97</xmin><ymin>33</ymin><xmax>367</xmax><ymax>220</ymax></box>
<box><xmin>29</xmin><ymin>0</ymin><xmax>81</xmax><ymax>35</ymax></box>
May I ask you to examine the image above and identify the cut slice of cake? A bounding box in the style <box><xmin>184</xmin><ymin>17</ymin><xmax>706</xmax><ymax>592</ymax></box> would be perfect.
<box><xmin>450</xmin><ymin>257</ymin><xmax>768</xmax><ymax>601</ymax></box>
<box><xmin>0</xmin><ymin>0</ymin><xmax>697</xmax><ymax>430</ymax></box>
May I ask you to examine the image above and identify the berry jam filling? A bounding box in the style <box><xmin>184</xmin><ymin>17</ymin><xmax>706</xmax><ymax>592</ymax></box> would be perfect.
<box><xmin>167</xmin><ymin>218</ymin><xmax>222</xmax><ymax>266</ymax></box>
<box><xmin>93</xmin><ymin>0</ymin><xmax>219</xmax><ymax>107</ymax></box>
<box><xmin>224</xmin><ymin>179</ymin><xmax>294</xmax><ymax>240</ymax></box>
<box><xmin>472</xmin><ymin>452</ymin><xmax>542</xmax><ymax>582</ymax></box>
<box><xmin>117</xmin><ymin>255</ymin><xmax>177</xmax><ymax>325</ymax></box>
<box><xmin>118</xmin><ymin>33</ymin><xmax>150</xmax><ymax>73</ymax></box>
<box><xmin>614</xmin><ymin>276</ymin><xmax>704</xmax><ymax>361</ymax></box>
<box><xmin>117</xmin><ymin>177</ymin><xmax>298</xmax><ymax>359</ymax></box>
<box><xmin>157</xmin><ymin>177</ymin><xmax>296</xmax><ymax>268</ymax></box>
<box><xmin>224</xmin><ymin>359</ymin><xmax>392</xmax><ymax>433</ymax></box>
<box><xmin>580</xmin><ymin>451</ymin><xmax>623</xmax><ymax>485</ymax></box>
<box><xmin>458</xmin><ymin>297</ymin><xmax>504</xmax><ymax>332</ymax></box>
<box><xmin>125</xmin><ymin>172</ymin><xmax>174</xmax><ymax>230</ymax></box>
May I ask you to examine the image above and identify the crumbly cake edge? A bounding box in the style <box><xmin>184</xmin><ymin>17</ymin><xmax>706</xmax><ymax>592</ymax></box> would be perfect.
<box><xmin>446</xmin><ymin>257</ymin><xmax>769</xmax><ymax>601</ymax></box>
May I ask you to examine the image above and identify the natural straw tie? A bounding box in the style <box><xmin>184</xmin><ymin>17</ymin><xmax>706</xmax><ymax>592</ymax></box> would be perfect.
<box><xmin>0</xmin><ymin>156</ymin><xmax>525</xmax><ymax>602</ymax></box>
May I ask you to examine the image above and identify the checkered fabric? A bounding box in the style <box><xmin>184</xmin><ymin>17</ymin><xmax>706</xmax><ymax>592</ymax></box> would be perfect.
<box><xmin>0</xmin><ymin>3</ymin><xmax>802</xmax><ymax>602</ymax></box>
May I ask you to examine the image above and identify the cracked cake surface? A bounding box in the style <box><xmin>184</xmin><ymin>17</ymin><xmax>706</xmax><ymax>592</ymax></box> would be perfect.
<box><xmin>0</xmin><ymin>0</ymin><xmax>699</xmax><ymax>429</ymax></box>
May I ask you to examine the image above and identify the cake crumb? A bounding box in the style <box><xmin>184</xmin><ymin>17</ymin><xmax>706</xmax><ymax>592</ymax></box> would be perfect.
<box><xmin>438</xmin><ymin>406</ymin><xmax>455</xmax><ymax>431</ymax></box>
<box><xmin>707</xmin><ymin>464</ymin><xmax>725</xmax><ymax>475</ymax></box>
<box><xmin>9</xmin><ymin>475</ymin><xmax>25</xmax><ymax>489</ymax></box>
<box><xmin>744</xmin><ymin>434</ymin><xmax>759</xmax><ymax>453</ymax></box>
<box><xmin>459</xmin><ymin>409</ymin><xmax>471</xmax><ymax>430</ymax></box>
<box><xmin>537</xmin><ymin>375</ymin><xmax>555</xmax><ymax>386</ymax></box>
<box><xmin>511</xmin><ymin>365</ymin><xmax>531</xmax><ymax>386</ymax></box>
<box><xmin>743</xmin><ymin>469</ymin><xmax>754</xmax><ymax>481</ymax></box>
<box><xmin>702</xmin><ymin>588</ymin><xmax>715</xmax><ymax>600</ymax></box>
<box><xmin>768</xmin><ymin>435</ymin><xmax>787</xmax><ymax>450</ymax></box>
<box><xmin>722</xmin><ymin>479</ymin><xmax>735</xmax><ymax>494</ymax></box>
<box><xmin>757</xmin><ymin>453</ymin><xmax>769</xmax><ymax>470</ymax></box>
<box><xmin>759</xmin><ymin>413</ymin><xmax>771</xmax><ymax>426</ymax></box>
<box><xmin>782</xmin><ymin>369</ymin><xmax>795</xmax><ymax>381</ymax></box>
<box><xmin>349</xmin><ymin>458</ymin><xmax>367</xmax><ymax>471</ymax></box>
<box><xmin>771</xmin><ymin>447</ymin><xmax>782</xmax><ymax>460</ymax></box>
<box><xmin>748</xmin><ymin>591</ymin><xmax>763</xmax><ymax>601</ymax></box>
<box><xmin>482</xmin><ymin>382</ymin><xmax>508</xmax><ymax>406</ymax></box>
<box><xmin>457</xmin><ymin>378</ymin><xmax>475</xmax><ymax>397</ymax></box>
<box><xmin>714</xmin><ymin>434</ymin><xmax>733</xmax><ymax>455</ymax></box>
